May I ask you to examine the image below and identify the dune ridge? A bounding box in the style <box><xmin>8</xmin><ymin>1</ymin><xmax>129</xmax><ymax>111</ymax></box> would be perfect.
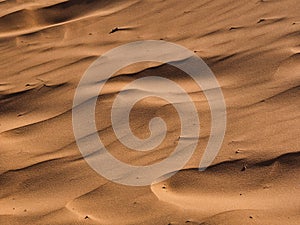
<box><xmin>0</xmin><ymin>0</ymin><xmax>299</xmax><ymax>224</ymax></box>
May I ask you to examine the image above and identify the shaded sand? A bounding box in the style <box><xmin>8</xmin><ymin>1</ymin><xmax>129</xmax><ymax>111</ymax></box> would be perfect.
<box><xmin>0</xmin><ymin>0</ymin><xmax>299</xmax><ymax>224</ymax></box>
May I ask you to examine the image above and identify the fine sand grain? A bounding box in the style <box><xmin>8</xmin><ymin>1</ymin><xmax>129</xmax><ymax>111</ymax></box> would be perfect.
<box><xmin>0</xmin><ymin>0</ymin><xmax>299</xmax><ymax>224</ymax></box>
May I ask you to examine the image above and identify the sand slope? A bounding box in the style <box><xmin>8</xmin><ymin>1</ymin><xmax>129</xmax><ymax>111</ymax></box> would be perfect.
<box><xmin>0</xmin><ymin>0</ymin><xmax>299</xmax><ymax>224</ymax></box>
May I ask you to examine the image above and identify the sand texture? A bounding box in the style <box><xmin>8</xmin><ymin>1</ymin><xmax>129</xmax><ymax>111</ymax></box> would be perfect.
<box><xmin>0</xmin><ymin>0</ymin><xmax>299</xmax><ymax>224</ymax></box>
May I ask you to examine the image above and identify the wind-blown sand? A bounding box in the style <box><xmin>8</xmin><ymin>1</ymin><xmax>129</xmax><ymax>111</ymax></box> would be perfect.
<box><xmin>0</xmin><ymin>0</ymin><xmax>299</xmax><ymax>224</ymax></box>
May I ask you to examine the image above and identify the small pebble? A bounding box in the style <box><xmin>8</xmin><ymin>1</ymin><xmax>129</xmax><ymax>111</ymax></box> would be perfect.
<box><xmin>241</xmin><ymin>165</ymin><xmax>247</xmax><ymax>171</ymax></box>
<box><xmin>109</xmin><ymin>27</ymin><xmax>119</xmax><ymax>34</ymax></box>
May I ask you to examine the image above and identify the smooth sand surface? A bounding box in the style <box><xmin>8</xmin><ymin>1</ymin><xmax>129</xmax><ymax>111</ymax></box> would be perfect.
<box><xmin>0</xmin><ymin>0</ymin><xmax>299</xmax><ymax>224</ymax></box>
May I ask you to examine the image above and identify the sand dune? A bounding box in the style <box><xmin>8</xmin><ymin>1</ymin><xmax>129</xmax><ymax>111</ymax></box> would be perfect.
<box><xmin>0</xmin><ymin>0</ymin><xmax>299</xmax><ymax>224</ymax></box>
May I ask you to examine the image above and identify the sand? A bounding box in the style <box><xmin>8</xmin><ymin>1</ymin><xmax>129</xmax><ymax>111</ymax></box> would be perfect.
<box><xmin>0</xmin><ymin>0</ymin><xmax>299</xmax><ymax>224</ymax></box>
